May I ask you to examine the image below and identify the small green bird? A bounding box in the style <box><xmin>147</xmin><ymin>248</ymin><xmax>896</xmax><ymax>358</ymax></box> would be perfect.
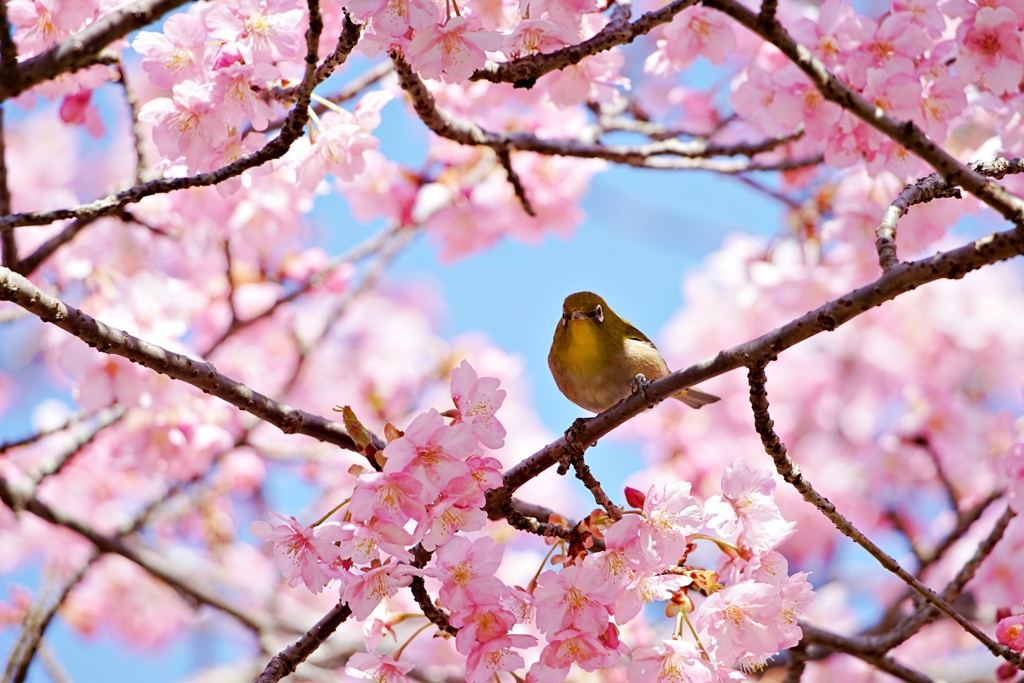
<box><xmin>548</xmin><ymin>291</ymin><xmax>720</xmax><ymax>413</ymax></box>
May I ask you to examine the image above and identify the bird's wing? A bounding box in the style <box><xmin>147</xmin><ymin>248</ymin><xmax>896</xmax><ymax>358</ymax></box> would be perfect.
<box><xmin>622</xmin><ymin>320</ymin><xmax>656</xmax><ymax>346</ymax></box>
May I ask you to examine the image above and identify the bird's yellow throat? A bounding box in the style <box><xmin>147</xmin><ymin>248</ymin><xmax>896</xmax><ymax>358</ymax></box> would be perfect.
<box><xmin>561</xmin><ymin>321</ymin><xmax>604</xmax><ymax>371</ymax></box>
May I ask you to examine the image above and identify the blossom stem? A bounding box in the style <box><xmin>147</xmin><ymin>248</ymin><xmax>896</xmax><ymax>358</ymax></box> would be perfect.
<box><xmin>692</xmin><ymin>533</ymin><xmax>743</xmax><ymax>556</ymax></box>
<box><xmin>310</xmin><ymin>92</ymin><xmax>346</xmax><ymax>115</ymax></box>
<box><xmin>392</xmin><ymin>621</ymin><xmax>434</xmax><ymax>660</ymax></box>
<box><xmin>527</xmin><ymin>540</ymin><xmax>563</xmax><ymax>591</ymax></box>
<box><xmin>311</xmin><ymin>498</ymin><xmax>350</xmax><ymax>527</ymax></box>
<box><xmin>681</xmin><ymin>611</ymin><xmax>708</xmax><ymax>655</ymax></box>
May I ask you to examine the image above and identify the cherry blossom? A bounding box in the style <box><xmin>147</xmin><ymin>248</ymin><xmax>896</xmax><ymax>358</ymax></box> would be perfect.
<box><xmin>997</xmin><ymin>613</ymin><xmax>1024</xmax><ymax>652</ymax></box>
<box><xmin>406</xmin><ymin>17</ymin><xmax>504</xmax><ymax>83</ymax></box>
<box><xmin>342</xmin><ymin>561</ymin><xmax>418</xmax><ymax>619</ymax></box>
<box><xmin>955</xmin><ymin>5</ymin><xmax>1024</xmax><ymax>96</ymax></box>
<box><xmin>448</xmin><ymin>359</ymin><xmax>507</xmax><ymax>448</ymax></box>
<box><xmin>345</xmin><ymin>650</ymin><xmax>415</xmax><ymax>682</ymax></box>
<box><xmin>704</xmin><ymin>459</ymin><xmax>795</xmax><ymax>553</ymax></box>
<box><xmin>639</xmin><ymin>481</ymin><xmax>705</xmax><ymax>566</ymax></box>
<box><xmin>251</xmin><ymin>513</ymin><xmax>347</xmax><ymax>593</ymax></box>
<box><xmin>627</xmin><ymin>639</ymin><xmax>717</xmax><ymax>683</ymax></box>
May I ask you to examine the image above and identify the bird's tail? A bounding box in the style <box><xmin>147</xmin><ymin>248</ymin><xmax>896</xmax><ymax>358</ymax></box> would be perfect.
<box><xmin>673</xmin><ymin>387</ymin><xmax>721</xmax><ymax>409</ymax></box>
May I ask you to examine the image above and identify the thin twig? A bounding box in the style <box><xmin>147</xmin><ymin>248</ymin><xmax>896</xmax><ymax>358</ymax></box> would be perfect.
<box><xmin>746</xmin><ymin>363</ymin><xmax>1020</xmax><ymax>667</ymax></box>
<box><xmin>0</xmin><ymin>477</ymin><xmax>265</xmax><ymax>633</ymax></box>
<box><xmin>0</xmin><ymin>104</ymin><xmax>14</xmax><ymax>268</ymax></box>
<box><xmin>115</xmin><ymin>61</ymin><xmax>147</xmax><ymax>184</ymax></box>
<box><xmin>0</xmin><ymin>266</ymin><xmax>361</xmax><ymax>452</ymax></box>
<box><xmin>703</xmin><ymin>0</ymin><xmax>1024</xmax><ymax>225</ymax></box>
<box><xmin>0</xmin><ymin>9</ymin><xmax>360</xmax><ymax>231</ymax></box>
<box><xmin>3</xmin><ymin>552</ymin><xmax>100</xmax><ymax>683</ymax></box>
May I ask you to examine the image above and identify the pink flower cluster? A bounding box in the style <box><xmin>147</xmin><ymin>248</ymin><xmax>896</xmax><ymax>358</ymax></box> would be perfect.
<box><xmin>730</xmin><ymin>0</ymin><xmax>1023</xmax><ymax>177</ymax></box>
<box><xmin>255</xmin><ymin>379</ymin><xmax>814</xmax><ymax>682</ymax></box>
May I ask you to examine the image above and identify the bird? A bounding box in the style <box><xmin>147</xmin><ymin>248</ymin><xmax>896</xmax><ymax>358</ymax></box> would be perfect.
<box><xmin>548</xmin><ymin>291</ymin><xmax>720</xmax><ymax>413</ymax></box>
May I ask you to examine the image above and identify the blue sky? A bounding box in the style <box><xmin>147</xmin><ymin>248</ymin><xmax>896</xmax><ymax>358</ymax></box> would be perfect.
<box><xmin>0</xmin><ymin>46</ymin><xmax>790</xmax><ymax>682</ymax></box>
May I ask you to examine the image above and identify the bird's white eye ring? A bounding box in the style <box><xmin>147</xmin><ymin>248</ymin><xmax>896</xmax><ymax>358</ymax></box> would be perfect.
<box><xmin>595</xmin><ymin>305</ymin><xmax>604</xmax><ymax>323</ymax></box>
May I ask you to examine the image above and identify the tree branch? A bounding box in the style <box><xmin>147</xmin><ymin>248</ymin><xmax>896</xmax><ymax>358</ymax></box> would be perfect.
<box><xmin>0</xmin><ymin>104</ymin><xmax>14</xmax><ymax>268</ymax></box>
<box><xmin>0</xmin><ymin>4</ymin><xmax>360</xmax><ymax>231</ymax></box>
<box><xmin>0</xmin><ymin>476</ymin><xmax>265</xmax><ymax>633</ymax></box>
<box><xmin>0</xmin><ymin>266</ymin><xmax>361</xmax><ymax>452</ymax></box>
<box><xmin>255</xmin><ymin>600</ymin><xmax>353</xmax><ymax>683</ymax></box>
<box><xmin>703</xmin><ymin>0</ymin><xmax>1024</xmax><ymax>225</ymax></box>
<box><xmin>0</xmin><ymin>0</ymin><xmax>190</xmax><ymax>101</ymax></box>
<box><xmin>746</xmin><ymin>363</ymin><xmax>1020</xmax><ymax>666</ymax></box>
<box><xmin>469</xmin><ymin>0</ymin><xmax>699</xmax><ymax>87</ymax></box>
<box><xmin>485</xmin><ymin>203</ymin><xmax>1024</xmax><ymax>516</ymax></box>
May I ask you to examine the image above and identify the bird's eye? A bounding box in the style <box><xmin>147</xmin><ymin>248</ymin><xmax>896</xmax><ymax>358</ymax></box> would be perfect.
<box><xmin>594</xmin><ymin>305</ymin><xmax>604</xmax><ymax>323</ymax></box>
<box><xmin>561</xmin><ymin>312</ymin><xmax>568</xmax><ymax>327</ymax></box>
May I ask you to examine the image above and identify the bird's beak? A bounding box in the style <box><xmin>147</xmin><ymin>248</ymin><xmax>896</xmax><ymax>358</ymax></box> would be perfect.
<box><xmin>570</xmin><ymin>310</ymin><xmax>588</xmax><ymax>321</ymax></box>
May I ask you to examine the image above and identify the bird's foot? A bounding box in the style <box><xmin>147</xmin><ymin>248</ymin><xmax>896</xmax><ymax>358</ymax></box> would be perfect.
<box><xmin>559</xmin><ymin>417</ymin><xmax>593</xmax><ymax>475</ymax></box>
<box><xmin>631</xmin><ymin>373</ymin><xmax>651</xmax><ymax>400</ymax></box>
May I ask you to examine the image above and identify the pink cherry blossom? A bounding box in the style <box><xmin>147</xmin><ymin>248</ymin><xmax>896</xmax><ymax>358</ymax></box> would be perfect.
<box><xmin>291</xmin><ymin>92</ymin><xmax>392</xmax><ymax>190</ymax></box>
<box><xmin>132</xmin><ymin>12</ymin><xmax>208</xmax><ymax>89</ymax></box>
<box><xmin>345</xmin><ymin>650</ymin><xmax>415</xmax><ymax>682</ymax></box>
<box><xmin>639</xmin><ymin>481</ymin><xmax>705</xmax><ymax>567</ymax></box>
<box><xmin>465</xmin><ymin>632</ymin><xmax>536</xmax><ymax>683</ymax></box>
<box><xmin>425</xmin><ymin>535</ymin><xmax>508</xmax><ymax>609</ymax></box>
<box><xmin>956</xmin><ymin>5</ymin><xmax>1024</xmax><ymax>96</ymax></box>
<box><xmin>406</xmin><ymin>17</ymin><xmax>504</xmax><ymax>83</ymax></box>
<box><xmin>204</xmin><ymin>0</ymin><xmax>306</xmax><ymax>63</ymax></box>
<box><xmin>8</xmin><ymin>0</ymin><xmax>95</xmax><ymax>56</ymax></box>
<box><xmin>59</xmin><ymin>90</ymin><xmax>105</xmax><ymax>137</ymax></box>
<box><xmin>139</xmin><ymin>81</ymin><xmax>225</xmax><ymax>171</ymax></box>
<box><xmin>533</xmin><ymin>561</ymin><xmax>616</xmax><ymax>636</ymax></box>
<box><xmin>250</xmin><ymin>513</ymin><xmax>347</xmax><ymax>593</ymax></box>
<box><xmin>347</xmin><ymin>0</ymin><xmax>437</xmax><ymax>40</ymax></box>
<box><xmin>704</xmin><ymin>459</ymin><xmax>795</xmax><ymax>553</ymax></box>
<box><xmin>212</xmin><ymin>62</ymin><xmax>280</xmax><ymax>132</ymax></box>
<box><xmin>627</xmin><ymin>639</ymin><xmax>717</xmax><ymax>683</ymax></box>
<box><xmin>342</xmin><ymin>561</ymin><xmax>418</xmax><ymax>619</ymax></box>
<box><xmin>349</xmin><ymin>470</ymin><xmax>427</xmax><ymax>526</ymax></box>
<box><xmin>644</xmin><ymin>6</ymin><xmax>735</xmax><ymax>75</ymax></box>
<box><xmin>382</xmin><ymin>409</ymin><xmax>476</xmax><ymax>501</ymax></box>
<box><xmin>613</xmin><ymin>569</ymin><xmax>691</xmax><ymax>624</ymax></box>
<box><xmin>997</xmin><ymin>613</ymin><xmax>1024</xmax><ymax>651</ymax></box>
<box><xmin>695</xmin><ymin>578</ymin><xmax>811</xmax><ymax>669</ymax></box>
<box><xmin>441</xmin><ymin>454</ymin><xmax>503</xmax><ymax>508</ymax></box>
<box><xmin>449</xmin><ymin>360</ymin><xmax>507</xmax><ymax>449</ymax></box>
<box><xmin>840</xmin><ymin>13</ymin><xmax>930</xmax><ymax>89</ymax></box>
<box><xmin>451</xmin><ymin>601</ymin><xmax>516</xmax><ymax>651</ymax></box>
<box><xmin>417</xmin><ymin>497</ymin><xmax>488</xmax><ymax>551</ymax></box>
<box><xmin>535</xmin><ymin>625</ymin><xmax>623</xmax><ymax>675</ymax></box>
<box><xmin>787</xmin><ymin>0</ymin><xmax>856</xmax><ymax>69</ymax></box>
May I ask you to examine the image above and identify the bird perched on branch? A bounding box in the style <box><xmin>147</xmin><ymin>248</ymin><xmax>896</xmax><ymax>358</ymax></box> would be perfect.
<box><xmin>548</xmin><ymin>291</ymin><xmax>720</xmax><ymax>413</ymax></box>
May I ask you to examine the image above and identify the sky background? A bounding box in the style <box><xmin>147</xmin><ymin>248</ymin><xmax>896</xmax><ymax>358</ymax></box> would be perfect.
<box><xmin>0</xmin><ymin>44</ymin><xmax>793</xmax><ymax>683</ymax></box>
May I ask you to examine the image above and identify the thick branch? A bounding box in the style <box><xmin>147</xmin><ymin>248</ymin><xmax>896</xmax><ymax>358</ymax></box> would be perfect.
<box><xmin>0</xmin><ymin>267</ymin><xmax>360</xmax><ymax>452</ymax></box>
<box><xmin>395</xmin><ymin>53</ymin><xmax>809</xmax><ymax>172</ymax></box>
<box><xmin>470</xmin><ymin>0</ymin><xmax>698</xmax><ymax>86</ymax></box>
<box><xmin>703</xmin><ymin>0</ymin><xmax>1024</xmax><ymax>226</ymax></box>
<box><xmin>874</xmin><ymin>159</ymin><xmax>1024</xmax><ymax>271</ymax></box>
<box><xmin>255</xmin><ymin>600</ymin><xmax>353</xmax><ymax>683</ymax></box>
<box><xmin>0</xmin><ymin>0</ymin><xmax>191</xmax><ymax>101</ymax></box>
<box><xmin>486</xmin><ymin>215</ymin><xmax>1024</xmax><ymax>515</ymax></box>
